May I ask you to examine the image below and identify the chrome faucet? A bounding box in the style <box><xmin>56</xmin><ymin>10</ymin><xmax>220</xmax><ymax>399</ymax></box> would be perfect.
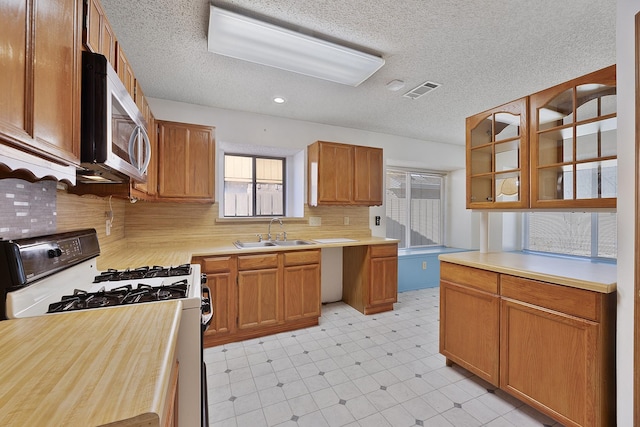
<box><xmin>268</xmin><ymin>217</ymin><xmax>285</xmax><ymax>241</ymax></box>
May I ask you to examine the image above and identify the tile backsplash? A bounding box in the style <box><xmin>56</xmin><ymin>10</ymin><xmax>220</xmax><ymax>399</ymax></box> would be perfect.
<box><xmin>0</xmin><ymin>179</ymin><xmax>56</xmax><ymax>239</ymax></box>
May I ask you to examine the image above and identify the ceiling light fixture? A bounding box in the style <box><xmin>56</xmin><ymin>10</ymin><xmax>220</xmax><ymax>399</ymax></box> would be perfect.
<box><xmin>273</xmin><ymin>96</ymin><xmax>286</xmax><ymax>104</ymax></box>
<box><xmin>386</xmin><ymin>80</ymin><xmax>405</xmax><ymax>91</ymax></box>
<box><xmin>207</xmin><ymin>6</ymin><xmax>385</xmax><ymax>87</ymax></box>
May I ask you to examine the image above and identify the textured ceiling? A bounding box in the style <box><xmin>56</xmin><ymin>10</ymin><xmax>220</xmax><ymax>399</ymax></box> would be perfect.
<box><xmin>100</xmin><ymin>0</ymin><xmax>616</xmax><ymax>146</ymax></box>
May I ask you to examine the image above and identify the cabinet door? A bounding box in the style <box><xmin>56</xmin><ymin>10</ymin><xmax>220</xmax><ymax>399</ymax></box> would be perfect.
<box><xmin>466</xmin><ymin>97</ymin><xmax>528</xmax><ymax>209</ymax></box>
<box><xmin>369</xmin><ymin>256</ymin><xmax>397</xmax><ymax>306</ymax></box>
<box><xmin>317</xmin><ymin>141</ymin><xmax>353</xmax><ymax>204</ymax></box>
<box><xmin>353</xmin><ymin>146</ymin><xmax>383</xmax><ymax>206</ymax></box>
<box><xmin>237</xmin><ymin>268</ymin><xmax>280</xmax><ymax>330</ymax></box>
<box><xmin>116</xmin><ymin>43</ymin><xmax>135</xmax><ymax>100</ymax></box>
<box><xmin>206</xmin><ymin>271</ymin><xmax>234</xmax><ymax>335</ymax></box>
<box><xmin>84</xmin><ymin>0</ymin><xmax>116</xmax><ymax>68</ymax></box>
<box><xmin>529</xmin><ymin>65</ymin><xmax>616</xmax><ymax>209</ymax></box>
<box><xmin>157</xmin><ymin>121</ymin><xmax>215</xmax><ymax>202</ymax></box>
<box><xmin>284</xmin><ymin>264</ymin><xmax>320</xmax><ymax>321</ymax></box>
<box><xmin>0</xmin><ymin>0</ymin><xmax>81</xmax><ymax>166</ymax></box>
<box><xmin>440</xmin><ymin>280</ymin><xmax>500</xmax><ymax>386</ymax></box>
<box><xmin>501</xmin><ymin>298</ymin><xmax>600</xmax><ymax>427</ymax></box>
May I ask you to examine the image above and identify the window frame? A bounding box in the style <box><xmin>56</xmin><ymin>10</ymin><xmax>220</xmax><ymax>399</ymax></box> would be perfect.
<box><xmin>385</xmin><ymin>167</ymin><xmax>445</xmax><ymax>249</ymax></box>
<box><xmin>223</xmin><ymin>153</ymin><xmax>286</xmax><ymax>218</ymax></box>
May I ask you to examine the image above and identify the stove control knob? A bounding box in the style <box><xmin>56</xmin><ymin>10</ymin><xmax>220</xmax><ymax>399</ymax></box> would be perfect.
<box><xmin>47</xmin><ymin>248</ymin><xmax>62</xmax><ymax>258</ymax></box>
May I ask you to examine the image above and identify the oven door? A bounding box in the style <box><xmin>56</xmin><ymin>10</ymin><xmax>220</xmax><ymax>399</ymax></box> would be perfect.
<box><xmin>201</xmin><ymin>283</ymin><xmax>212</xmax><ymax>427</ymax></box>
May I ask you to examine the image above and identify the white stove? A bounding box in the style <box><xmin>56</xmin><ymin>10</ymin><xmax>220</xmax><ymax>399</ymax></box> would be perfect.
<box><xmin>0</xmin><ymin>229</ymin><xmax>210</xmax><ymax>427</ymax></box>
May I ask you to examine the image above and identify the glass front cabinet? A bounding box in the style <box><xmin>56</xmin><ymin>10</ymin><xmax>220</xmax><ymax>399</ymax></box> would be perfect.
<box><xmin>465</xmin><ymin>65</ymin><xmax>616</xmax><ymax>210</ymax></box>
<box><xmin>529</xmin><ymin>65</ymin><xmax>616</xmax><ymax>208</ymax></box>
<box><xmin>466</xmin><ymin>98</ymin><xmax>529</xmax><ymax>209</ymax></box>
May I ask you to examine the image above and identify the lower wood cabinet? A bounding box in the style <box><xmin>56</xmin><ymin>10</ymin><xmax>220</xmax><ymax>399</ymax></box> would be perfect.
<box><xmin>283</xmin><ymin>250</ymin><xmax>321</xmax><ymax>321</ymax></box>
<box><xmin>195</xmin><ymin>249</ymin><xmax>321</xmax><ymax>347</ymax></box>
<box><xmin>237</xmin><ymin>253</ymin><xmax>281</xmax><ymax>330</ymax></box>
<box><xmin>440</xmin><ymin>262</ymin><xmax>616</xmax><ymax>427</ymax></box>
<box><xmin>200</xmin><ymin>256</ymin><xmax>236</xmax><ymax>338</ymax></box>
<box><xmin>440</xmin><ymin>262</ymin><xmax>500</xmax><ymax>386</ymax></box>
<box><xmin>343</xmin><ymin>243</ymin><xmax>398</xmax><ymax>314</ymax></box>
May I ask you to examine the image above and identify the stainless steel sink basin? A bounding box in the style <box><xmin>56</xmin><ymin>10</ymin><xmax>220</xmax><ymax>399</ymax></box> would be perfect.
<box><xmin>274</xmin><ymin>239</ymin><xmax>315</xmax><ymax>246</ymax></box>
<box><xmin>233</xmin><ymin>241</ymin><xmax>277</xmax><ymax>249</ymax></box>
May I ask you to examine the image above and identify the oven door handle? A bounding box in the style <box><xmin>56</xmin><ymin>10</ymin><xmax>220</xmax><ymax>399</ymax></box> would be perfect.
<box><xmin>201</xmin><ymin>286</ymin><xmax>213</xmax><ymax>330</ymax></box>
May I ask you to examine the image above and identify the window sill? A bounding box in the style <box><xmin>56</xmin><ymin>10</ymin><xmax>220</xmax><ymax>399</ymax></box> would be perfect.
<box><xmin>214</xmin><ymin>217</ymin><xmax>308</xmax><ymax>225</ymax></box>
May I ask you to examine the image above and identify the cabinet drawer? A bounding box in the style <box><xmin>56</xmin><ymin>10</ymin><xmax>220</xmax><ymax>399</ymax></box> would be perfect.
<box><xmin>238</xmin><ymin>253</ymin><xmax>279</xmax><ymax>270</ymax></box>
<box><xmin>283</xmin><ymin>250</ymin><xmax>320</xmax><ymax>266</ymax></box>
<box><xmin>200</xmin><ymin>256</ymin><xmax>233</xmax><ymax>273</ymax></box>
<box><xmin>440</xmin><ymin>262</ymin><xmax>498</xmax><ymax>294</ymax></box>
<box><xmin>500</xmin><ymin>275</ymin><xmax>600</xmax><ymax>321</ymax></box>
<box><xmin>370</xmin><ymin>244</ymin><xmax>397</xmax><ymax>258</ymax></box>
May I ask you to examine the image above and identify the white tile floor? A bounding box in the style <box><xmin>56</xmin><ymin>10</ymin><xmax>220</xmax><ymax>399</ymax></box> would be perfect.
<box><xmin>204</xmin><ymin>287</ymin><xmax>563</xmax><ymax>427</ymax></box>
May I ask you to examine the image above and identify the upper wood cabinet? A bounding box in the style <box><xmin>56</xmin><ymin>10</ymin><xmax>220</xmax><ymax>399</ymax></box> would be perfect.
<box><xmin>354</xmin><ymin>145</ymin><xmax>383</xmax><ymax>205</ymax></box>
<box><xmin>466</xmin><ymin>65</ymin><xmax>616</xmax><ymax>210</ymax></box>
<box><xmin>0</xmin><ymin>0</ymin><xmax>82</xmax><ymax>167</ymax></box>
<box><xmin>466</xmin><ymin>98</ymin><xmax>528</xmax><ymax>209</ymax></box>
<box><xmin>84</xmin><ymin>0</ymin><xmax>116</xmax><ymax>69</ymax></box>
<box><xmin>308</xmin><ymin>140</ymin><xmax>383</xmax><ymax>206</ymax></box>
<box><xmin>157</xmin><ymin>120</ymin><xmax>215</xmax><ymax>202</ymax></box>
<box><xmin>530</xmin><ymin>65</ymin><xmax>616</xmax><ymax>208</ymax></box>
<box><xmin>116</xmin><ymin>43</ymin><xmax>136</xmax><ymax>101</ymax></box>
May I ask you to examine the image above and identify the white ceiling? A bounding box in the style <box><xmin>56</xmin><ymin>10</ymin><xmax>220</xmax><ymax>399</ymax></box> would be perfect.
<box><xmin>100</xmin><ymin>0</ymin><xmax>616</xmax><ymax>146</ymax></box>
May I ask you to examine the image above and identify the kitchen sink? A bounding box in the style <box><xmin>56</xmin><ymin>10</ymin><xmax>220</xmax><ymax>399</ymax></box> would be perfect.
<box><xmin>233</xmin><ymin>241</ymin><xmax>277</xmax><ymax>249</ymax></box>
<box><xmin>274</xmin><ymin>239</ymin><xmax>315</xmax><ymax>246</ymax></box>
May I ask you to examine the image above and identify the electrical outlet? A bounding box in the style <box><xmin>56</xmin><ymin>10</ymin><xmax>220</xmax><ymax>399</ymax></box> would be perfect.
<box><xmin>422</xmin><ymin>261</ymin><xmax>427</xmax><ymax>270</ymax></box>
<box><xmin>375</xmin><ymin>216</ymin><xmax>381</xmax><ymax>226</ymax></box>
<box><xmin>309</xmin><ymin>216</ymin><xmax>321</xmax><ymax>226</ymax></box>
<box><xmin>344</xmin><ymin>216</ymin><xmax>350</xmax><ymax>225</ymax></box>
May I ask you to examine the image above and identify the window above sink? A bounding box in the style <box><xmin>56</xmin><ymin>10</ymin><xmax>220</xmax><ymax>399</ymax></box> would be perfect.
<box><xmin>218</xmin><ymin>141</ymin><xmax>305</xmax><ymax>218</ymax></box>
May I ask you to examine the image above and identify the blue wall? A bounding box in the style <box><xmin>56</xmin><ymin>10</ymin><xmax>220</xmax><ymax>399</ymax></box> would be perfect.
<box><xmin>398</xmin><ymin>247</ymin><xmax>468</xmax><ymax>292</ymax></box>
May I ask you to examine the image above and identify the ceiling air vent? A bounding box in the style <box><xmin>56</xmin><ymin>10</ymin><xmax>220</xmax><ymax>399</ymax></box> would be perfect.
<box><xmin>403</xmin><ymin>81</ymin><xmax>441</xmax><ymax>99</ymax></box>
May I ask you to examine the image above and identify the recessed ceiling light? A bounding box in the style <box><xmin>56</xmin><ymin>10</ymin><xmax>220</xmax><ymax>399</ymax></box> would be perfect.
<box><xmin>386</xmin><ymin>80</ymin><xmax>405</xmax><ymax>91</ymax></box>
<box><xmin>273</xmin><ymin>96</ymin><xmax>286</xmax><ymax>104</ymax></box>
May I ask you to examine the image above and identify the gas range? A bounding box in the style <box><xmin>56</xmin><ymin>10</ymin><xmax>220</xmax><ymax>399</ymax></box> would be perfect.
<box><xmin>0</xmin><ymin>229</ymin><xmax>209</xmax><ymax>427</ymax></box>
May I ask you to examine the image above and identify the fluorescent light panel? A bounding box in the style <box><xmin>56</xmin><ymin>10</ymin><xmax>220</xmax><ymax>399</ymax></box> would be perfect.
<box><xmin>208</xmin><ymin>6</ymin><xmax>384</xmax><ymax>87</ymax></box>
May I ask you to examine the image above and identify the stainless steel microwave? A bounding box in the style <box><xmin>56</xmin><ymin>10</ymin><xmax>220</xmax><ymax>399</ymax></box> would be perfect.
<box><xmin>78</xmin><ymin>52</ymin><xmax>150</xmax><ymax>184</ymax></box>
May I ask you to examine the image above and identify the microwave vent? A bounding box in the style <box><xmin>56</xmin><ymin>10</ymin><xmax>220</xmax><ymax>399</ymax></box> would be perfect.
<box><xmin>403</xmin><ymin>81</ymin><xmax>441</xmax><ymax>99</ymax></box>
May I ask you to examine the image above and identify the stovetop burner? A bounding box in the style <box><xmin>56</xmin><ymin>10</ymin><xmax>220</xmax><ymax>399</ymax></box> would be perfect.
<box><xmin>93</xmin><ymin>264</ymin><xmax>192</xmax><ymax>283</ymax></box>
<box><xmin>46</xmin><ymin>280</ymin><xmax>189</xmax><ymax>313</ymax></box>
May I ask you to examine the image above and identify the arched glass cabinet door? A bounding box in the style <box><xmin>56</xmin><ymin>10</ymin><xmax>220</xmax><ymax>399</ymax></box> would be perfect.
<box><xmin>466</xmin><ymin>97</ymin><xmax>529</xmax><ymax>209</ymax></box>
<box><xmin>530</xmin><ymin>65</ymin><xmax>616</xmax><ymax>209</ymax></box>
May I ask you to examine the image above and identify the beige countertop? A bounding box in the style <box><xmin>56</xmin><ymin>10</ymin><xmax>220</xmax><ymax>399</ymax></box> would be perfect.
<box><xmin>97</xmin><ymin>236</ymin><xmax>398</xmax><ymax>270</ymax></box>
<box><xmin>0</xmin><ymin>301</ymin><xmax>182</xmax><ymax>427</ymax></box>
<box><xmin>439</xmin><ymin>251</ymin><xmax>617</xmax><ymax>293</ymax></box>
